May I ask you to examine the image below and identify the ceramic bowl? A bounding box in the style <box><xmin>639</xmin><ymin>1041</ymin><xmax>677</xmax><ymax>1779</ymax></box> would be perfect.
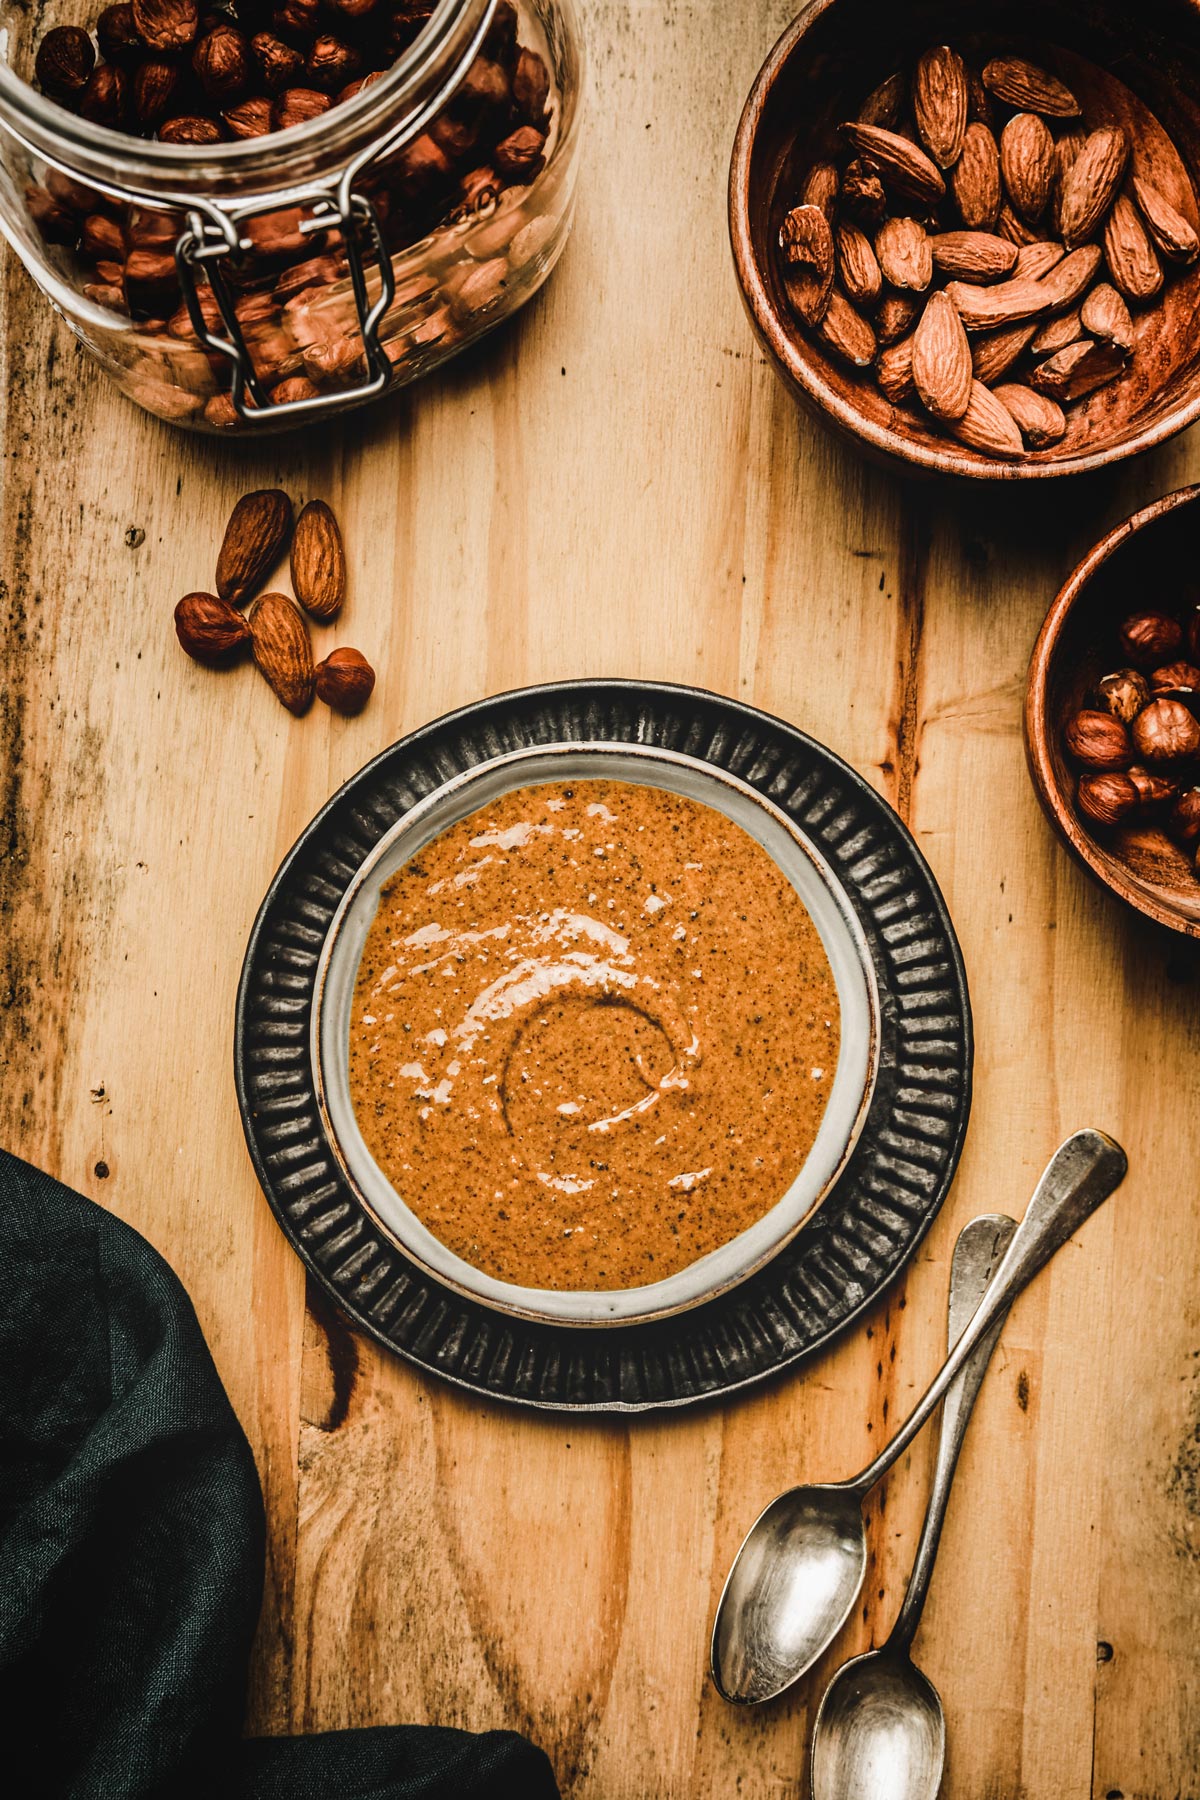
<box><xmin>312</xmin><ymin>741</ymin><xmax>881</xmax><ymax>1326</ymax></box>
<box><xmin>1025</xmin><ymin>482</ymin><xmax>1200</xmax><ymax>936</ymax></box>
<box><xmin>729</xmin><ymin>0</ymin><xmax>1200</xmax><ymax>480</ymax></box>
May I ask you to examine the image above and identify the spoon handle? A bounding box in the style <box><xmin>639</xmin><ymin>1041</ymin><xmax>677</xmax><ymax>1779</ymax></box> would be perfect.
<box><xmin>889</xmin><ymin>1212</ymin><xmax>1016</xmax><ymax>1652</ymax></box>
<box><xmin>853</xmin><ymin>1128</ymin><xmax>1127</xmax><ymax>1496</ymax></box>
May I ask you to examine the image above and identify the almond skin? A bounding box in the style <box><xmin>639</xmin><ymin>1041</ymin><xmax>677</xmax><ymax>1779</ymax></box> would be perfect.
<box><xmin>876</xmin><ymin>331</ymin><xmax>916</xmax><ymax>402</ymax></box>
<box><xmin>971</xmin><ymin>321</ymin><xmax>1037</xmax><ymax>384</ymax></box>
<box><xmin>981</xmin><ymin>56</ymin><xmax>1079</xmax><ymax>119</ymax></box>
<box><xmin>942</xmin><ymin>275</ymin><xmax>1048</xmax><ymax>331</ymax></box>
<box><xmin>876</xmin><ymin>292</ymin><xmax>921</xmax><ymax>344</ymax></box>
<box><xmin>857</xmin><ymin>71</ymin><xmax>906</xmax><ymax>131</ymax></box>
<box><xmin>315</xmin><ymin>646</ymin><xmax>375</xmax><ymax>714</ymax></box>
<box><xmin>1000</xmin><ymin>112</ymin><xmax>1056</xmax><ymax>222</ymax></box>
<box><xmin>250</xmin><ymin>592</ymin><xmax>315</xmax><ymax>714</ymax></box>
<box><xmin>949</xmin><ymin>379</ymin><xmax>1025</xmax><ymax>456</ymax></box>
<box><xmin>1103</xmin><ymin>195</ymin><xmax>1163</xmax><ymax>301</ymax></box>
<box><xmin>1029</xmin><ymin>337</ymin><xmax>1127</xmax><ymax>402</ymax></box>
<box><xmin>291</xmin><ymin>498</ymin><xmax>347</xmax><ymax>620</ymax></box>
<box><xmin>814</xmin><ymin>290</ymin><xmax>877</xmax><ymax>366</ymax></box>
<box><xmin>912</xmin><ymin>290</ymin><xmax>972</xmax><ymax>419</ymax></box>
<box><xmin>1031</xmin><ymin>308</ymin><xmax>1085</xmax><ymax>356</ymax></box>
<box><xmin>174</xmin><ymin>592</ymin><xmax>252</xmax><ymax>663</ymax></box>
<box><xmin>1132</xmin><ymin>175</ymin><xmax>1200</xmax><ymax>265</ymax></box>
<box><xmin>1080</xmin><ymin>281</ymin><xmax>1134</xmax><ymax>352</ymax></box>
<box><xmin>216</xmin><ymin>488</ymin><xmax>293</xmax><ymax>607</ymax></box>
<box><xmin>836</xmin><ymin>223</ymin><xmax>883</xmax><ymax>307</ymax></box>
<box><xmin>1014</xmin><ymin>239</ymin><xmax>1066</xmax><ymax>281</ymax></box>
<box><xmin>839</xmin><ymin>122</ymin><xmax>946</xmax><ymax>207</ymax></box>
<box><xmin>950</xmin><ymin>123</ymin><xmax>1001</xmax><ymax>229</ymax></box>
<box><xmin>1037</xmin><ymin>243</ymin><xmax>1103</xmax><ymax>310</ymax></box>
<box><xmin>1058</xmin><ymin>127</ymin><xmax>1129</xmax><ymax>248</ymax></box>
<box><xmin>801</xmin><ymin>161</ymin><xmax>840</xmax><ymax>223</ymax></box>
<box><xmin>913</xmin><ymin>44</ymin><xmax>968</xmax><ymax>169</ymax></box>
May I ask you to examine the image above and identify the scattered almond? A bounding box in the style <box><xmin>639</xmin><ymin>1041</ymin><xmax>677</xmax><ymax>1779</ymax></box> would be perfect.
<box><xmin>971</xmin><ymin>321</ymin><xmax>1038</xmax><ymax>384</ymax></box>
<box><xmin>858</xmin><ymin>72</ymin><xmax>906</xmax><ymax>131</ymax></box>
<box><xmin>950</xmin><ymin>122</ymin><xmax>1001</xmax><ymax>230</ymax></box>
<box><xmin>1058</xmin><ymin>126</ymin><xmax>1129</xmax><ymax>247</ymax></box>
<box><xmin>875</xmin><ymin>216</ymin><xmax>933</xmax><ymax>290</ymax></box>
<box><xmin>1031</xmin><ymin>308</ymin><xmax>1085</xmax><ymax>357</ymax></box>
<box><xmin>250</xmin><ymin>591</ymin><xmax>315</xmax><ymax>715</ymax></box>
<box><xmin>1000</xmin><ymin>113</ymin><xmax>1056</xmax><ymax>222</ymax></box>
<box><xmin>943</xmin><ymin>275</ymin><xmax>1048</xmax><ymax>332</ymax></box>
<box><xmin>929</xmin><ymin>230</ymin><xmax>1017</xmax><ymax>281</ymax></box>
<box><xmin>174</xmin><ymin>592</ymin><xmax>251</xmax><ymax>663</ymax></box>
<box><xmin>779</xmin><ymin>204</ymin><xmax>835</xmax><ymax>327</ymax></box>
<box><xmin>801</xmin><ymin>161</ymin><xmax>840</xmax><ymax>223</ymax></box>
<box><xmin>836</xmin><ymin>223</ymin><xmax>883</xmax><ymax>308</ymax></box>
<box><xmin>1029</xmin><ymin>337</ymin><xmax>1127</xmax><ymax>402</ymax></box>
<box><xmin>1014</xmin><ymin>239</ymin><xmax>1066</xmax><ymax>281</ymax></box>
<box><xmin>876</xmin><ymin>292</ymin><xmax>922</xmax><ymax>345</ymax></box>
<box><xmin>814</xmin><ymin>290</ymin><xmax>877</xmax><ymax>366</ymax></box>
<box><xmin>949</xmin><ymin>379</ymin><xmax>1025</xmax><ymax>455</ymax></box>
<box><xmin>877</xmin><ymin>331</ymin><xmax>916</xmax><ymax>402</ymax></box>
<box><xmin>215</xmin><ymin>488</ymin><xmax>292</xmax><ymax>607</ymax></box>
<box><xmin>839</xmin><ymin>122</ymin><xmax>946</xmax><ymax>207</ymax></box>
<box><xmin>1080</xmin><ymin>281</ymin><xmax>1134</xmax><ymax>353</ymax></box>
<box><xmin>291</xmin><ymin>499</ymin><xmax>346</xmax><ymax>620</ymax></box>
<box><xmin>1103</xmin><ymin>194</ymin><xmax>1163</xmax><ymax>301</ymax></box>
<box><xmin>981</xmin><ymin>56</ymin><xmax>1080</xmax><ymax>119</ymax></box>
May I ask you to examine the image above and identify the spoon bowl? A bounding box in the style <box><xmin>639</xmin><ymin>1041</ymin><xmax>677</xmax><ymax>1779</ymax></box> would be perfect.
<box><xmin>811</xmin><ymin>1649</ymin><xmax>945</xmax><ymax>1800</ymax></box>
<box><xmin>711</xmin><ymin>1484</ymin><xmax>865</xmax><ymax>1704</ymax></box>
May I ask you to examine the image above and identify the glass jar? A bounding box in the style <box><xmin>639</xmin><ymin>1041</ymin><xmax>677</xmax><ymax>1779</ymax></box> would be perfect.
<box><xmin>0</xmin><ymin>0</ymin><xmax>582</xmax><ymax>431</ymax></box>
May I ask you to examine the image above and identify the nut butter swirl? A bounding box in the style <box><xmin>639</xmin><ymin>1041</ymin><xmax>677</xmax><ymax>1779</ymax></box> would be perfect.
<box><xmin>348</xmin><ymin>780</ymin><xmax>840</xmax><ymax>1290</ymax></box>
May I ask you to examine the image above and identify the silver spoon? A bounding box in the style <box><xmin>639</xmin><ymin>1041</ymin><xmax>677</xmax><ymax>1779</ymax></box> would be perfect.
<box><xmin>808</xmin><ymin>1211</ymin><xmax>1018</xmax><ymax>1800</ymax></box>
<box><xmin>710</xmin><ymin>1128</ymin><xmax>1127</xmax><ymax>1705</ymax></box>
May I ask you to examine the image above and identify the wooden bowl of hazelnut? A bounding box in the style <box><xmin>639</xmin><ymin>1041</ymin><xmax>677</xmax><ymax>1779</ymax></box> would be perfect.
<box><xmin>729</xmin><ymin>0</ymin><xmax>1200</xmax><ymax>479</ymax></box>
<box><xmin>1025</xmin><ymin>482</ymin><xmax>1200</xmax><ymax>935</ymax></box>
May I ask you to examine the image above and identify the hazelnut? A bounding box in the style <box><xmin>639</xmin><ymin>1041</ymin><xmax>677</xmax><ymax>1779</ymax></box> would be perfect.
<box><xmin>1188</xmin><ymin>607</ymin><xmax>1200</xmax><ymax>663</ymax></box>
<box><xmin>315</xmin><ymin>646</ymin><xmax>375</xmax><ymax>714</ymax></box>
<box><xmin>133</xmin><ymin>0</ymin><xmax>199</xmax><ymax>54</ymax></box>
<box><xmin>97</xmin><ymin>5</ymin><xmax>146</xmax><ymax>66</ymax></box>
<box><xmin>79</xmin><ymin>66</ymin><xmax>129</xmax><ymax>129</ymax></box>
<box><xmin>1077</xmin><ymin>772</ymin><xmax>1138</xmax><ymax>828</ymax></box>
<box><xmin>251</xmin><ymin>32</ymin><xmax>303</xmax><ymax>93</ymax></box>
<box><xmin>1149</xmin><ymin>660</ymin><xmax>1200</xmax><ymax>694</ymax></box>
<box><xmin>1094</xmin><ymin>667</ymin><xmax>1149</xmax><ymax>726</ymax></box>
<box><xmin>271</xmin><ymin>87</ymin><xmax>331</xmax><ymax>131</ymax></box>
<box><xmin>35</xmin><ymin>26</ymin><xmax>96</xmax><ymax>102</ymax></box>
<box><xmin>1168</xmin><ymin>787</ymin><xmax>1200</xmax><ymax>846</ymax></box>
<box><xmin>159</xmin><ymin>114</ymin><xmax>224</xmax><ymax>145</ymax></box>
<box><xmin>1127</xmin><ymin>765</ymin><xmax>1177</xmax><ymax>809</ymax></box>
<box><xmin>1131</xmin><ymin>697</ymin><xmax>1200</xmax><ymax>763</ymax></box>
<box><xmin>193</xmin><ymin>25</ymin><xmax>252</xmax><ymax>103</ymax></box>
<box><xmin>1119</xmin><ymin>609</ymin><xmax>1184</xmax><ymax>670</ymax></box>
<box><xmin>133</xmin><ymin>58</ymin><xmax>182</xmax><ymax>129</ymax></box>
<box><xmin>224</xmin><ymin>96</ymin><xmax>273</xmax><ymax>139</ymax></box>
<box><xmin>305</xmin><ymin>34</ymin><xmax>362</xmax><ymax>91</ymax></box>
<box><xmin>494</xmin><ymin>125</ymin><xmax>547</xmax><ymax>181</ymax></box>
<box><xmin>1063</xmin><ymin>708</ymin><xmax>1131</xmax><ymax>770</ymax></box>
<box><xmin>174</xmin><ymin>592</ymin><xmax>252</xmax><ymax>662</ymax></box>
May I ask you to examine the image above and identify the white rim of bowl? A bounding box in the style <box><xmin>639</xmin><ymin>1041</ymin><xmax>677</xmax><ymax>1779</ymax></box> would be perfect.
<box><xmin>312</xmin><ymin>741</ymin><xmax>881</xmax><ymax>1326</ymax></box>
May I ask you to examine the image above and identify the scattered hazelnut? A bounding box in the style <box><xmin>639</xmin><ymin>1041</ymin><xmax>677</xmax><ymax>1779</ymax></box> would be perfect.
<box><xmin>315</xmin><ymin>646</ymin><xmax>375</xmax><ymax>713</ymax></box>
<box><xmin>1149</xmin><ymin>660</ymin><xmax>1200</xmax><ymax>693</ymax></box>
<box><xmin>1077</xmin><ymin>772</ymin><xmax>1139</xmax><ymax>828</ymax></box>
<box><xmin>35</xmin><ymin>26</ymin><xmax>97</xmax><ymax>102</ymax></box>
<box><xmin>1131</xmin><ymin>696</ymin><xmax>1200</xmax><ymax>762</ymax></box>
<box><xmin>1168</xmin><ymin>787</ymin><xmax>1200</xmax><ymax>846</ymax></box>
<box><xmin>1127</xmin><ymin>765</ymin><xmax>1177</xmax><ymax>809</ymax></box>
<box><xmin>1094</xmin><ymin>667</ymin><xmax>1149</xmax><ymax>726</ymax></box>
<box><xmin>1063</xmin><ymin>708</ymin><xmax>1131</xmax><ymax>770</ymax></box>
<box><xmin>174</xmin><ymin>591</ymin><xmax>252</xmax><ymax>663</ymax></box>
<box><xmin>1119</xmin><ymin>609</ymin><xmax>1185</xmax><ymax>670</ymax></box>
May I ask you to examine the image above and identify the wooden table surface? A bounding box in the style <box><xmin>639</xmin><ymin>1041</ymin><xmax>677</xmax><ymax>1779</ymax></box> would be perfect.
<box><xmin>4</xmin><ymin>3</ymin><xmax>1200</xmax><ymax>1795</ymax></box>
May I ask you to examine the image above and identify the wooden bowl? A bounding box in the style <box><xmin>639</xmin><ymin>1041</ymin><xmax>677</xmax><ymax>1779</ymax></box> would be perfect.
<box><xmin>730</xmin><ymin>0</ymin><xmax>1200</xmax><ymax>480</ymax></box>
<box><xmin>1025</xmin><ymin>483</ymin><xmax>1200</xmax><ymax>936</ymax></box>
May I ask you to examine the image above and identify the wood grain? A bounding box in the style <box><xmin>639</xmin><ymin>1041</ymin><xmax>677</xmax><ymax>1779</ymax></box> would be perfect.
<box><xmin>3</xmin><ymin>2</ymin><xmax>1200</xmax><ymax>1794</ymax></box>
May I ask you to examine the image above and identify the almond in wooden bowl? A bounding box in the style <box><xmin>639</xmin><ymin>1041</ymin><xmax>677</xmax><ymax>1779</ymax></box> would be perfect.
<box><xmin>730</xmin><ymin>0</ymin><xmax>1200</xmax><ymax>479</ymax></box>
<box><xmin>1025</xmin><ymin>482</ymin><xmax>1200</xmax><ymax>936</ymax></box>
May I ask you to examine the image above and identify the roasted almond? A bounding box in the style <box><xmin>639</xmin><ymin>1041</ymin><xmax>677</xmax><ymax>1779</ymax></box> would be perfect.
<box><xmin>1132</xmin><ymin>174</ymin><xmax>1200</xmax><ymax>265</ymax></box>
<box><xmin>1037</xmin><ymin>243</ymin><xmax>1103</xmax><ymax>311</ymax></box>
<box><xmin>801</xmin><ymin>161</ymin><xmax>840</xmax><ymax>224</ymax></box>
<box><xmin>913</xmin><ymin>44</ymin><xmax>968</xmax><ymax>169</ymax></box>
<box><xmin>942</xmin><ymin>275</ymin><xmax>1048</xmax><ymax>331</ymax></box>
<box><xmin>216</xmin><ymin>488</ymin><xmax>293</xmax><ymax>607</ymax></box>
<box><xmin>1103</xmin><ymin>194</ymin><xmax>1163</xmax><ymax>301</ymax></box>
<box><xmin>875</xmin><ymin>215</ymin><xmax>932</xmax><ymax>290</ymax></box>
<box><xmin>1031</xmin><ymin>308</ymin><xmax>1085</xmax><ymax>356</ymax></box>
<box><xmin>814</xmin><ymin>290</ymin><xmax>877</xmax><ymax>366</ymax></box>
<box><xmin>839</xmin><ymin>122</ymin><xmax>946</xmax><ymax>207</ymax></box>
<box><xmin>950</xmin><ymin>122</ymin><xmax>1001</xmax><ymax>229</ymax></box>
<box><xmin>1080</xmin><ymin>280</ymin><xmax>1134</xmax><ymax>351</ymax></box>
<box><xmin>779</xmin><ymin>205</ymin><xmax>835</xmax><ymax>327</ymax></box>
<box><xmin>971</xmin><ymin>321</ymin><xmax>1037</xmax><ymax>384</ymax></box>
<box><xmin>1029</xmin><ymin>337</ymin><xmax>1127</xmax><ymax>401</ymax></box>
<box><xmin>857</xmin><ymin>72</ymin><xmax>906</xmax><ymax>131</ymax></box>
<box><xmin>836</xmin><ymin>223</ymin><xmax>883</xmax><ymax>307</ymax></box>
<box><xmin>912</xmin><ymin>290</ymin><xmax>972</xmax><ymax>419</ymax></box>
<box><xmin>929</xmin><ymin>230</ymin><xmax>1017</xmax><ymax>281</ymax></box>
<box><xmin>949</xmin><ymin>379</ymin><xmax>1025</xmax><ymax>455</ymax></box>
<box><xmin>982</xmin><ymin>56</ymin><xmax>1079</xmax><ymax>119</ymax></box>
<box><xmin>1014</xmin><ymin>239</ymin><xmax>1066</xmax><ymax>281</ymax></box>
<box><xmin>1053</xmin><ymin>129</ymin><xmax>1087</xmax><ymax>234</ymax></box>
<box><xmin>290</xmin><ymin>498</ymin><xmax>346</xmax><ymax>619</ymax></box>
<box><xmin>250</xmin><ymin>591</ymin><xmax>315</xmax><ymax>714</ymax></box>
<box><xmin>1000</xmin><ymin>112</ymin><xmax>1056</xmax><ymax>222</ymax></box>
<box><xmin>876</xmin><ymin>331</ymin><xmax>916</xmax><ymax>401</ymax></box>
<box><xmin>1058</xmin><ymin>127</ymin><xmax>1129</xmax><ymax>247</ymax></box>
<box><xmin>997</xmin><ymin>203</ymin><xmax>1041</xmax><ymax>248</ymax></box>
<box><xmin>992</xmin><ymin>382</ymin><xmax>1068</xmax><ymax>447</ymax></box>
<box><xmin>876</xmin><ymin>292</ymin><xmax>921</xmax><ymax>345</ymax></box>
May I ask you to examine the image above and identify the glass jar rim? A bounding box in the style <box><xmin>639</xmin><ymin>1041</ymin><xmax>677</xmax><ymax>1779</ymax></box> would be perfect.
<box><xmin>0</xmin><ymin>0</ymin><xmax>495</xmax><ymax>204</ymax></box>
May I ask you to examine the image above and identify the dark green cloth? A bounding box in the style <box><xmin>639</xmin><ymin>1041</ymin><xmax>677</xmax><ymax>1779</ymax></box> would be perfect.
<box><xmin>0</xmin><ymin>1149</ymin><xmax>559</xmax><ymax>1800</ymax></box>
